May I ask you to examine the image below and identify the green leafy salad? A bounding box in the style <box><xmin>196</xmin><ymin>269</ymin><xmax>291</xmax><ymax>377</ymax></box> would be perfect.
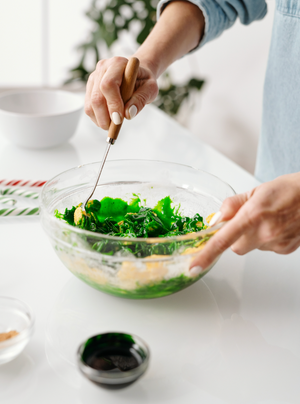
<box><xmin>54</xmin><ymin>195</ymin><xmax>209</xmax><ymax>258</ymax></box>
<box><xmin>54</xmin><ymin>195</ymin><xmax>214</xmax><ymax>298</ymax></box>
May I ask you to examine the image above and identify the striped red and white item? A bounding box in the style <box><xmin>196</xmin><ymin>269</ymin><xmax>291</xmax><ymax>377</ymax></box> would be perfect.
<box><xmin>0</xmin><ymin>179</ymin><xmax>46</xmax><ymax>188</ymax></box>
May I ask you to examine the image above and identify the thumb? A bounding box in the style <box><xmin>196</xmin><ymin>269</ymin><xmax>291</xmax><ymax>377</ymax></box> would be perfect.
<box><xmin>189</xmin><ymin>189</ymin><xmax>256</xmax><ymax>276</ymax></box>
<box><xmin>217</xmin><ymin>190</ymin><xmax>254</xmax><ymax>222</ymax></box>
<box><xmin>124</xmin><ymin>79</ymin><xmax>158</xmax><ymax>120</ymax></box>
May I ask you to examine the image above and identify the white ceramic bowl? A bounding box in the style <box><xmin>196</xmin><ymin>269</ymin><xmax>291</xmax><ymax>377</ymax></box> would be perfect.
<box><xmin>0</xmin><ymin>90</ymin><xmax>83</xmax><ymax>149</ymax></box>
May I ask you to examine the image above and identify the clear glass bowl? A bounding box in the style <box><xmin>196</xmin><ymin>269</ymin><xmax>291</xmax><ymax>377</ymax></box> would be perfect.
<box><xmin>40</xmin><ymin>160</ymin><xmax>235</xmax><ymax>299</ymax></box>
<box><xmin>0</xmin><ymin>296</ymin><xmax>35</xmax><ymax>365</ymax></box>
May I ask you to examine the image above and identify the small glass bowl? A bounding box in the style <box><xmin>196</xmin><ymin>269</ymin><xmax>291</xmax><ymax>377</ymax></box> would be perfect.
<box><xmin>0</xmin><ymin>296</ymin><xmax>35</xmax><ymax>365</ymax></box>
<box><xmin>77</xmin><ymin>332</ymin><xmax>150</xmax><ymax>389</ymax></box>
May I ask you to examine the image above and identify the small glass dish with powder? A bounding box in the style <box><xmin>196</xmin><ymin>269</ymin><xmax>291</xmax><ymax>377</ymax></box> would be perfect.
<box><xmin>0</xmin><ymin>296</ymin><xmax>34</xmax><ymax>365</ymax></box>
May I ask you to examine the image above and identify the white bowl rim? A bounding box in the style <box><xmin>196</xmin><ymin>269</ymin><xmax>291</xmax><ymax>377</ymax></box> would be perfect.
<box><xmin>0</xmin><ymin>89</ymin><xmax>83</xmax><ymax>118</ymax></box>
<box><xmin>41</xmin><ymin>159</ymin><xmax>236</xmax><ymax>244</ymax></box>
<box><xmin>0</xmin><ymin>296</ymin><xmax>35</xmax><ymax>347</ymax></box>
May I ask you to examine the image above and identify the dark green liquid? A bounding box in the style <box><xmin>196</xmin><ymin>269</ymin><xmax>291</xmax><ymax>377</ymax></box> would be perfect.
<box><xmin>80</xmin><ymin>333</ymin><xmax>148</xmax><ymax>389</ymax></box>
<box><xmin>86</xmin><ymin>347</ymin><xmax>140</xmax><ymax>372</ymax></box>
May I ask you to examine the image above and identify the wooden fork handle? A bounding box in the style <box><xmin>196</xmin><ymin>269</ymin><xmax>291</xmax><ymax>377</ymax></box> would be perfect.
<box><xmin>107</xmin><ymin>57</ymin><xmax>140</xmax><ymax>143</ymax></box>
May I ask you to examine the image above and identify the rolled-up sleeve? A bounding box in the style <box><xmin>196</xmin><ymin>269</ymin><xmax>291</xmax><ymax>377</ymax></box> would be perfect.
<box><xmin>157</xmin><ymin>0</ymin><xmax>268</xmax><ymax>49</ymax></box>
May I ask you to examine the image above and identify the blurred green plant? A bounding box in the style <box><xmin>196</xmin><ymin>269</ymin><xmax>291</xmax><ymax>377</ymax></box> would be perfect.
<box><xmin>65</xmin><ymin>0</ymin><xmax>204</xmax><ymax>117</ymax></box>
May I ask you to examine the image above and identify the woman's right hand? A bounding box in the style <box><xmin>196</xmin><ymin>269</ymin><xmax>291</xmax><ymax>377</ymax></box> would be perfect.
<box><xmin>84</xmin><ymin>56</ymin><xmax>159</xmax><ymax>130</ymax></box>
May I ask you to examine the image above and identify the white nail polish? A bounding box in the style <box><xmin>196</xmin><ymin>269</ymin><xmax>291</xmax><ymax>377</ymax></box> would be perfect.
<box><xmin>128</xmin><ymin>105</ymin><xmax>137</xmax><ymax>120</ymax></box>
<box><xmin>190</xmin><ymin>265</ymin><xmax>203</xmax><ymax>277</ymax></box>
<box><xmin>111</xmin><ymin>112</ymin><xmax>121</xmax><ymax>125</ymax></box>
<box><xmin>209</xmin><ymin>211</ymin><xmax>222</xmax><ymax>227</ymax></box>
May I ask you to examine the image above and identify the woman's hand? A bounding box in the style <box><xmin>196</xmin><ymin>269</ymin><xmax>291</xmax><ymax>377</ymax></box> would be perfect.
<box><xmin>190</xmin><ymin>173</ymin><xmax>300</xmax><ymax>276</ymax></box>
<box><xmin>84</xmin><ymin>56</ymin><xmax>159</xmax><ymax>130</ymax></box>
<box><xmin>84</xmin><ymin>1</ymin><xmax>205</xmax><ymax>130</ymax></box>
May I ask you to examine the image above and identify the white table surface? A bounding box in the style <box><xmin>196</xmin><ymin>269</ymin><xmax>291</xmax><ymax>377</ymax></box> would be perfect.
<box><xmin>1</xmin><ymin>105</ymin><xmax>300</xmax><ymax>404</ymax></box>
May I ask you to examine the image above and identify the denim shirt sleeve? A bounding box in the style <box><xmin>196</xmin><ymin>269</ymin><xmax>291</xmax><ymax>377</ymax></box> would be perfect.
<box><xmin>156</xmin><ymin>0</ymin><xmax>268</xmax><ymax>49</ymax></box>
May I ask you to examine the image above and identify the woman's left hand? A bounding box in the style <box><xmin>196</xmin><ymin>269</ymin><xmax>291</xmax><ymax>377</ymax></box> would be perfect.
<box><xmin>189</xmin><ymin>173</ymin><xmax>300</xmax><ymax>276</ymax></box>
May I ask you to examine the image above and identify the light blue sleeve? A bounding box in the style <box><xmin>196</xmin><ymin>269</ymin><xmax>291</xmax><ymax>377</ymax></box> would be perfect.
<box><xmin>156</xmin><ymin>0</ymin><xmax>268</xmax><ymax>49</ymax></box>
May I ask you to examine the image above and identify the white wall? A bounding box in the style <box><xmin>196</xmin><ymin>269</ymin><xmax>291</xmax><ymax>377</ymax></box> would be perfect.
<box><xmin>0</xmin><ymin>0</ymin><xmax>42</xmax><ymax>86</ymax></box>
<box><xmin>0</xmin><ymin>0</ymin><xmax>275</xmax><ymax>173</ymax></box>
<box><xmin>0</xmin><ymin>0</ymin><xmax>91</xmax><ymax>86</ymax></box>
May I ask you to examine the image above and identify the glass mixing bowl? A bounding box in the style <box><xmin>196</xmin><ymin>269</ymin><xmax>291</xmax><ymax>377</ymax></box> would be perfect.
<box><xmin>40</xmin><ymin>160</ymin><xmax>235</xmax><ymax>299</ymax></box>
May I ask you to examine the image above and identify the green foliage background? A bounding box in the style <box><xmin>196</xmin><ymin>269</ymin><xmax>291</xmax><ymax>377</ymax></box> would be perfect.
<box><xmin>66</xmin><ymin>0</ymin><xmax>204</xmax><ymax>116</ymax></box>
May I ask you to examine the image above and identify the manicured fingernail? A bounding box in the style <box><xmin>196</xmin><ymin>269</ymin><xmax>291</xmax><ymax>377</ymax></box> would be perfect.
<box><xmin>111</xmin><ymin>112</ymin><xmax>121</xmax><ymax>125</ymax></box>
<box><xmin>209</xmin><ymin>211</ymin><xmax>222</xmax><ymax>227</ymax></box>
<box><xmin>128</xmin><ymin>105</ymin><xmax>137</xmax><ymax>119</ymax></box>
<box><xmin>190</xmin><ymin>265</ymin><xmax>203</xmax><ymax>277</ymax></box>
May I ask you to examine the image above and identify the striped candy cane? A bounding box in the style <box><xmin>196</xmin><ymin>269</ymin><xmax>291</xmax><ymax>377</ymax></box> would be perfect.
<box><xmin>1</xmin><ymin>187</ymin><xmax>39</xmax><ymax>200</ymax></box>
<box><xmin>0</xmin><ymin>179</ymin><xmax>46</xmax><ymax>188</ymax></box>
<box><xmin>0</xmin><ymin>196</ymin><xmax>17</xmax><ymax>205</ymax></box>
<box><xmin>0</xmin><ymin>207</ymin><xmax>39</xmax><ymax>217</ymax></box>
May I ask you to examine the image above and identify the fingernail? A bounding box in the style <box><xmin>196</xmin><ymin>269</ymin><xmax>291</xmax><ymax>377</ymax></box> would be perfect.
<box><xmin>209</xmin><ymin>211</ymin><xmax>222</xmax><ymax>227</ymax></box>
<box><xmin>128</xmin><ymin>105</ymin><xmax>137</xmax><ymax>120</ymax></box>
<box><xmin>190</xmin><ymin>265</ymin><xmax>203</xmax><ymax>277</ymax></box>
<box><xmin>111</xmin><ymin>112</ymin><xmax>121</xmax><ymax>125</ymax></box>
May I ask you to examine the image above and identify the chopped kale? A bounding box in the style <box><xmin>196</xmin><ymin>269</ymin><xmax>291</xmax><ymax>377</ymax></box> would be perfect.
<box><xmin>55</xmin><ymin>195</ymin><xmax>208</xmax><ymax>257</ymax></box>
